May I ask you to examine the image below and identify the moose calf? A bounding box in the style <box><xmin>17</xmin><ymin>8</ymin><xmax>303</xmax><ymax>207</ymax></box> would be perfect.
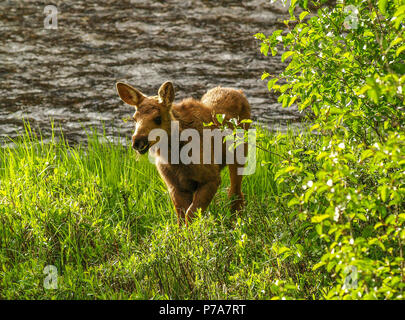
<box><xmin>116</xmin><ymin>81</ymin><xmax>251</xmax><ymax>225</ymax></box>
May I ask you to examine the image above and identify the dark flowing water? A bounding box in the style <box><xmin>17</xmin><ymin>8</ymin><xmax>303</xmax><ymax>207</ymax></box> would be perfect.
<box><xmin>0</xmin><ymin>0</ymin><xmax>303</xmax><ymax>144</ymax></box>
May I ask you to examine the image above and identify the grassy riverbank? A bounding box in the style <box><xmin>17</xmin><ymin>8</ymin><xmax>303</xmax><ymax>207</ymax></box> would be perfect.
<box><xmin>0</xmin><ymin>124</ymin><xmax>327</xmax><ymax>299</ymax></box>
<box><xmin>2</xmin><ymin>121</ymin><xmax>403</xmax><ymax>300</ymax></box>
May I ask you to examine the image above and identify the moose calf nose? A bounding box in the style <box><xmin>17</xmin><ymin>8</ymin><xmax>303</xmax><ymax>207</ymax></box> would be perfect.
<box><xmin>133</xmin><ymin>139</ymin><xmax>141</xmax><ymax>150</ymax></box>
<box><xmin>132</xmin><ymin>136</ymin><xmax>148</xmax><ymax>151</ymax></box>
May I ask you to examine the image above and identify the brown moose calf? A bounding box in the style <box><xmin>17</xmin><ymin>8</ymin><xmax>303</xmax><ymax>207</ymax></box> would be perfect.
<box><xmin>116</xmin><ymin>81</ymin><xmax>251</xmax><ymax>225</ymax></box>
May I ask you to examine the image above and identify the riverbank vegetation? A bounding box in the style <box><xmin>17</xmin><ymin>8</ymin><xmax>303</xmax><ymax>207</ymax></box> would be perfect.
<box><xmin>1</xmin><ymin>125</ymin><xmax>325</xmax><ymax>299</ymax></box>
<box><xmin>0</xmin><ymin>0</ymin><xmax>404</xmax><ymax>299</ymax></box>
<box><xmin>255</xmin><ymin>0</ymin><xmax>404</xmax><ymax>298</ymax></box>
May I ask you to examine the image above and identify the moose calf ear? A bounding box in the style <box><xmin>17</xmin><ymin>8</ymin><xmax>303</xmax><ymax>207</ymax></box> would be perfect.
<box><xmin>158</xmin><ymin>81</ymin><xmax>175</xmax><ymax>106</ymax></box>
<box><xmin>116</xmin><ymin>82</ymin><xmax>146</xmax><ymax>107</ymax></box>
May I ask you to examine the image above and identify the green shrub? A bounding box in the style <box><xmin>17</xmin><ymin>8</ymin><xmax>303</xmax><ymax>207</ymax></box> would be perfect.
<box><xmin>255</xmin><ymin>0</ymin><xmax>404</xmax><ymax>299</ymax></box>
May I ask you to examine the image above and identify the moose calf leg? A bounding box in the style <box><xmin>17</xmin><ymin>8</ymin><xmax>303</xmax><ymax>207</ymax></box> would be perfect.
<box><xmin>169</xmin><ymin>189</ymin><xmax>193</xmax><ymax>225</ymax></box>
<box><xmin>228</xmin><ymin>164</ymin><xmax>245</xmax><ymax>213</ymax></box>
<box><xmin>185</xmin><ymin>179</ymin><xmax>220</xmax><ymax>225</ymax></box>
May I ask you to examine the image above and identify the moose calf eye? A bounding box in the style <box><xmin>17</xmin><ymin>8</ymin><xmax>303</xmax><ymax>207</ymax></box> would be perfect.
<box><xmin>154</xmin><ymin>116</ymin><xmax>162</xmax><ymax>125</ymax></box>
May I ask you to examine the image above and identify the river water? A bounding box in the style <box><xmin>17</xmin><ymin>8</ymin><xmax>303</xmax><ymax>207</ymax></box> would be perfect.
<box><xmin>0</xmin><ymin>0</ymin><xmax>303</xmax><ymax>144</ymax></box>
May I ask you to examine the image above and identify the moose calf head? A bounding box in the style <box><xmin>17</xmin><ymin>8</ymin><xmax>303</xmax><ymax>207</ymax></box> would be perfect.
<box><xmin>116</xmin><ymin>81</ymin><xmax>175</xmax><ymax>154</ymax></box>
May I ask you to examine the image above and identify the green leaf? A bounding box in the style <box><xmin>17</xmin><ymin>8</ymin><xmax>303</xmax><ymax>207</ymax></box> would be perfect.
<box><xmin>288</xmin><ymin>197</ymin><xmax>300</xmax><ymax>207</ymax></box>
<box><xmin>260</xmin><ymin>42</ymin><xmax>269</xmax><ymax>56</ymax></box>
<box><xmin>391</xmin><ymin>37</ymin><xmax>403</xmax><ymax>47</ymax></box>
<box><xmin>254</xmin><ymin>32</ymin><xmax>266</xmax><ymax>40</ymax></box>
<box><xmin>312</xmin><ymin>261</ymin><xmax>326</xmax><ymax>271</ymax></box>
<box><xmin>393</xmin><ymin>5</ymin><xmax>405</xmax><ymax>20</ymax></box>
<box><xmin>285</xmin><ymin>166</ymin><xmax>297</xmax><ymax>173</ymax></box>
<box><xmin>356</xmin><ymin>84</ymin><xmax>371</xmax><ymax>96</ymax></box>
<box><xmin>267</xmin><ymin>78</ymin><xmax>279</xmax><ymax>92</ymax></box>
<box><xmin>203</xmin><ymin>121</ymin><xmax>214</xmax><ymax>127</ymax></box>
<box><xmin>261</xmin><ymin>72</ymin><xmax>271</xmax><ymax>80</ymax></box>
<box><xmin>281</xmin><ymin>51</ymin><xmax>295</xmax><ymax>62</ymax></box>
<box><xmin>361</xmin><ymin>149</ymin><xmax>374</xmax><ymax>161</ymax></box>
<box><xmin>374</xmin><ymin>222</ymin><xmax>384</xmax><ymax>230</ymax></box>
<box><xmin>367</xmin><ymin>88</ymin><xmax>379</xmax><ymax>103</ymax></box>
<box><xmin>394</xmin><ymin>13</ymin><xmax>405</xmax><ymax>29</ymax></box>
<box><xmin>311</xmin><ymin>214</ymin><xmax>330</xmax><ymax>223</ymax></box>
<box><xmin>363</xmin><ymin>31</ymin><xmax>374</xmax><ymax>37</ymax></box>
<box><xmin>289</xmin><ymin>0</ymin><xmax>298</xmax><ymax>18</ymax></box>
<box><xmin>278</xmin><ymin>247</ymin><xmax>291</xmax><ymax>255</ymax></box>
<box><xmin>396</xmin><ymin>45</ymin><xmax>405</xmax><ymax>57</ymax></box>
<box><xmin>380</xmin><ymin>185</ymin><xmax>388</xmax><ymax>202</ymax></box>
<box><xmin>288</xmin><ymin>96</ymin><xmax>298</xmax><ymax>107</ymax></box>
<box><xmin>299</xmin><ymin>11</ymin><xmax>309</xmax><ymax>21</ymax></box>
<box><xmin>282</xmin><ymin>95</ymin><xmax>289</xmax><ymax>108</ymax></box>
<box><xmin>378</xmin><ymin>0</ymin><xmax>388</xmax><ymax>15</ymax></box>
<box><xmin>216</xmin><ymin>113</ymin><xmax>225</xmax><ymax>124</ymax></box>
<box><xmin>240</xmin><ymin>119</ymin><xmax>253</xmax><ymax>124</ymax></box>
<box><xmin>280</xmin><ymin>84</ymin><xmax>291</xmax><ymax>93</ymax></box>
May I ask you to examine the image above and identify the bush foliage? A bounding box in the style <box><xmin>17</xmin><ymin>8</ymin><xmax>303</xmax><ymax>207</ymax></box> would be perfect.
<box><xmin>255</xmin><ymin>0</ymin><xmax>404</xmax><ymax>298</ymax></box>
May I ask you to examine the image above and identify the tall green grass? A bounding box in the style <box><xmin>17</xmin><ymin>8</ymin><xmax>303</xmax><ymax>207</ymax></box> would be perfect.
<box><xmin>0</xmin><ymin>124</ymin><xmax>324</xmax><ymax>299</ymax></box>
